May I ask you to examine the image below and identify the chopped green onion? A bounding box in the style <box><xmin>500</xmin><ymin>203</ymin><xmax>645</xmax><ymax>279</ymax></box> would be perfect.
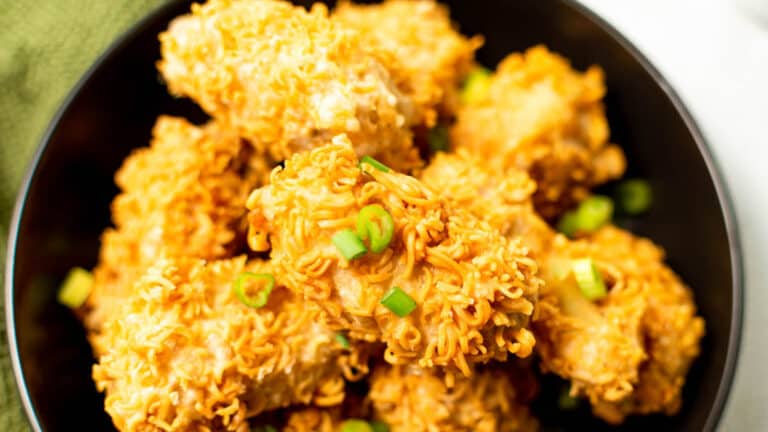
<box><xmin>370</xmin><ymin>421</ymin><xmax>389</xmax><ymax>432</ymax></box>
<box><xmin>571</xmin><ymin>259</ymin><xmax>607</xmax><ymax>301</ymax></box>
<box><xmin>576</xmin><ymin>195</ymin><xmax>613</xmax><ymax>232</ymax></box>
<box><xmin>380</xmin><ymin>287</ymin><xmax>417</xmax><ymax>317</ymax></box>
<box><xmin>341</xmin><ymin>419</ymin><xmax>374</xmax><ymax>432</ymax></box>
<box><xmin>233</xmin><ymin>272</ymin><xmax>275</xmax><ymax>308</ymax></box>
<box><xmin>615</xmin><ymin>179</ymin><xmax>652</xmax><ymax>215</ymax></box>
<box><xmin>356</xmin><ymin>205</ymin><xmax>395</xmax><ymax>253</ymax></box>
<box><xmin>359</xmin><ymin>155</ymin><xmax>390</xmax><ymax>173</ymax></box>
<box><xmin>332</xmin><ymin>229</ymin><xmax>368</xmax><ymax>260</ymax></box>
<box><xmin>253</xmin><ymin>426</ymin><xmax>277</xmax><ymax>432</ymax></box>
<box><xmin>428</xmin><ymin>125</ymin><xmax>450</xmax><ymax>153</ymax></box>
<box><xmin>556</xmin><ymin>211</ymin><xmax>580</xmax><ymax>238</ymax></box>
<box><xmin>556</xmin><ymin>195</ymin><xmax>613</xmax><ymax>238</ymax></box>
<box><xmin>460</xmin><ymin>67</ymin><xmax>492</xmax><ymax>104</ymax></box>
<box><xmin>57</xmin><ymin>267</ymin><xmax>94</xmax><ymax>308</ymax></box>
<box><xmin>557</xmin><ymin>386</ymin><xmax>579</xmax><ymax>410</ymax></box>
<box><xmin>335</xmin><ymin>332</ymin><xmax>351</xmax><ymax>349</ymax></box>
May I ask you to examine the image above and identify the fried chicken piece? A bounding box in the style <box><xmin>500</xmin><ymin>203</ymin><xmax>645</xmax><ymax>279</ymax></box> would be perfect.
<box><xmin>281</xmin><ymin>407</ymin><xmax>342</xmax><ymax>432</ymax></box>
<box><xmin>159</xmin><ymin>0</ymin><xmax>420</xmax><ymax>171</ymax></box>
<box><xmin>536</xmin><ymin>227</ymin><xmax>704</xmax><ymax>423</ymax></box>
<box><xmin>87</xmin><ymin>116</ymin><xmax>269</xmax><ymax>331</ymax></box>
<box><xmin>368</xmin><ymin>363</ymin><xmax>539</xmax><ymax>432</ymax></box>
<box><xmin>583</xmin><ymin>227</ymin><xmax>705</xmax><ymax>423</ymax></box>
<box><xmin>420</xmin><ymin>150</ymin><xmax>645</xmax><ymax>407</ymax></box>
<box><xmin>418</xmin><ymin>152</ymin><xmax>703</xmax><ymax>423</ymax></box>
<box><xmin>92</xmin><ymin>257</ymin><xmax>350</xmax><ymax>432</ymax></box>
<box><xmin>451</xmin><ymin>45</ymin><xmax>626</xmax><ymax>219</ymax></box>
<box><xmin>418</xmin><ymin>149</ymin><xmax>553</xmax><ymax>254</ymax></box>
<box><xmin>333</xmin><ymin>0</ymin><xmax>482</xmax><ymax>126</ymax></box>
<box><xmin>246</xmin><ymin>136</ymin><xmax>542</xmax><ymax>377</ymax></box>
<box><xmin>534</xmin><ymin>233</ymin><xmax>648</xmax><ymax>410</ymax></box>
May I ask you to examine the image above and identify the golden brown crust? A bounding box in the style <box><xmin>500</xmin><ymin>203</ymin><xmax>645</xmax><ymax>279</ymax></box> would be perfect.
<box><xmin>419</xmin><ymin>151</ymin><xmax>703</xmax><ymax>423</ymax></box>
<box><xmin>159</xmin><ymin>0</ymin><xmax>421</xmax><ymax>171</ymax></box>
<box><xmin>584</xmin><ymin>227</ymin><xmax>705</xmax><ymax>423</ymax></box>
<box><xmin>333</xmin><ymin>0</ymin><xmax>482</xmax><ymax>126</ymax></box>
<box><xmin>87</xmin><ymin>116</ymin><xmax>269</xmax><ymax>331</ymax></box>
<box><xmin>418</xmin><ymin>149</ymin><xmax>553</xmax><ymax>254</ymax></box>
<box><xmin>281</xmin><ymin>407</ymin><xmax>342</xmax><ymax>432</ymax></box>
<box><xmin>533</xmin><ymin>227</ymin><xmax>704</xmax><ymax>423</ymax></box>
<box><xmin>534</xmin><ymin>232</ymin><xmax>648</xmax><ymax>408</ymax></box>
<box><xmin>451</xmin><ymin>46</ymin><xmax>626</xmax><ymax>219</ymax></box>
<box><xmin>368</xmin><ymin>363</ymin><xmax>539</xmax><ymax>432</ymax></box>
<box><xmin>92</xmin><ymin>257</ymin><xmax>349</xmax><ymax>432</ymax></box>
<box><xmin>246</xmin><ymin>137</ymin><xmax>542</xmax><ymax>377</ymax></box>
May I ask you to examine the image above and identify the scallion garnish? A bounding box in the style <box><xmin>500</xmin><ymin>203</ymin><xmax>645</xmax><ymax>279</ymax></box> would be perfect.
<box><xmin>556</xmin><ymin>195</ymin><xmax>613</xmax><ymax>238</ymax></box>
<box><xmin>556</xmin><ymin>211</ymin><xmax>580</xmax><ymax>238</ymax></box>
<box><xmin>557</xmin><ymin>386</ymin><xmax>580</xmax><ymax>410</ymax></box>
<box><xmin>340</xmin><ymin>419</ymin><xmax>374</xmax><ymax>432</ymax></box>
<box><xmin>370</xmin><ymin>421</ymin><xmax>389</xmax><ymax>432</ymax></box>
<box><xmin>460</xmin><ymin>67</ymin><xmax>492</xmax><ymax>104</ymax></box>
<box><xmin>332</xmin><ymin>229</ymin><xmax>368</xmax><ymax>260</ymax></box>
<box><xmin>380</xmin><ymin>287</ymin><xmax>417</xmax><ymax>317</ymax></box>
<box><xmin>233</xmin><ymin>272</ymin><xmax>275</xmax><ymax>308</ymax></box>
<box><xmin>356</xmin><ymin>205</ymin><xmax>395</xmax><ymax>253</ymax></box>
<box><xmin>335</xmin><ymin>332</ymin><xmax>351</xmax><ymax>349</ymax></box>
<box><xmin>428</xmin><ymin>125</ymin><xmax>450</xmax><ymax>153</ymax></box>
<box><xmin>57</xmin><ymin>267</ymin><xmax>94</xmax><ymax>308</ymax></box>
<box><xmin>571</xmin><ymin>258</ymin><xmax>607</xmax><ymax>301</ymax></box>
<box><xmin>359</xmin><ymin>155</ymin><xmax>390</xmax><ymax>173</ymax></box>
<box><xmin>615</xmin><ymin>179</ymin><xmax>652</xmax><ymax>215</ymax></box>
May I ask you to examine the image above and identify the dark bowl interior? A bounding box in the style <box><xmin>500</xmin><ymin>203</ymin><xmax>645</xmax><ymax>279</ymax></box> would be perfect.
<box><xmin>4</xmin><ymin>0</ymin><xmax>742</xmax><ymax>431</ymax></box>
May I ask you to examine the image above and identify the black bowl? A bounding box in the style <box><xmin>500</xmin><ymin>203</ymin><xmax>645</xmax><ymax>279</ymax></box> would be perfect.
<box><xmin>4</xmin><ymin>1</ymin><xmax>742</xmax><ymax>431</ymax></box>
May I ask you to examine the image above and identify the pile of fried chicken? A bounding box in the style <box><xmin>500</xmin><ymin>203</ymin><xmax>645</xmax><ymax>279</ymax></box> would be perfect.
<box><xmin>80</xmin><ymin>1</ymin><xmax>705</xmax><ymax>431</ymax></box>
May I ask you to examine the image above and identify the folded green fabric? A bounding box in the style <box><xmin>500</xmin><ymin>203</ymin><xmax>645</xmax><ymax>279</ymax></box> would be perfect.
<box><xmin>0</xmin><ymin>0</ymin><xmax>169</xmax><ymax>429</ymax></box>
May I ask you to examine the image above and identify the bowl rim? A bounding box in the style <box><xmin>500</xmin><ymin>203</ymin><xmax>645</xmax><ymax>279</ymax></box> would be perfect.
<box><xmin>3</xmin><ymin>1</ymin><xmax>744</xmax><ymax>431</ymax></box>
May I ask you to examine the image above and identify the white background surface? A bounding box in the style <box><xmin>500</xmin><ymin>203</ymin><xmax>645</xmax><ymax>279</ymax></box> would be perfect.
<box><xmin>578</xmin><ymin>0</ymin><xmax>768</xmax><ymax>430</ymax></box>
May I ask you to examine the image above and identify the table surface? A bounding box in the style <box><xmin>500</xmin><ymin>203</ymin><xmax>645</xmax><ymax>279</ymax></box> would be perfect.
<box><xmin>579</xmin><ymin>0</ymin><xmax>768</xmax><ymax>430</ymax></box>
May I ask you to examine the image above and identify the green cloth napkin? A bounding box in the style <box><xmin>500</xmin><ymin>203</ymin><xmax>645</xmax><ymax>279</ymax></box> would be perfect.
<box><xmin>0</xmin><ymin>0</ymin><xmax>169</xmax><ymax>429</ymax></box>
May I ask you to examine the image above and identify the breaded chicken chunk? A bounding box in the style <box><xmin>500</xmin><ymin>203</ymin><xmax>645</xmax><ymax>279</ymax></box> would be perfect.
<box><xmin>582</xmin><ymin>227</ymin><xmax>705</xmax><ymax>423</ymax></box>
<box><xmin>419</xmin><ymin>149</ymin><xmax>553</xmax><ymax>254</ymax></box>
<box><xmin>246</xmin><ymin>136</ymin><xmax>542</xmax><ymax>377</ymax></box>
<box><xmin>535</xmin><ymin>233</ymin><xmax>648</xmax><ymax>410</ymax></box>
<box><xmin>159</xmin><ymin>0</ymin><xmax>420</xmax><ymax>171</ymax></box>
<box><xmin>282</xmin><ymin>407</ymin><xmax>342</xmax><ymax>432</ymax></box>
<box><xmin>536</xmin><ymin>227</ymin><xmax>704</xmax><ymax>423</ymax></box>
<box><xmin>87</xmin><ymin>116</ymin><xmax>269</xmax><ymax>331</ymax></box>
<box><xmin>368</xmin><ymin>364</ymin><xmax>539</xmax><ymax>432</ymax></box>
<box><xmin>451</xmin><ymin>46</ymin><xmax>626</xmax><ymax>219</ymax></box>
<box><xmin>92</xmin><ymin>257</ymin><xmax>350</xmax><ymax>432</ymax></box>
<box><xmin>420</xmin><ymin>150</ymin><xmax>645</xmax><ymax>406</ymax></box>
<box><xmin>418</xmin><ymin>152</ymin><xmax>703</xmax><ymax>423</ymax></box>
<box><xmin>333</xmin><ymin>0</ymin><xmax>482</xmax><ymax>126</ymax></box>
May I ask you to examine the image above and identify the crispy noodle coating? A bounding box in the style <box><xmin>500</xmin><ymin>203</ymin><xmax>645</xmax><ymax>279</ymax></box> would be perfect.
<box><xmin>92</xmin><ymin>257</ymin><xmax>350</xmax><ymax>432</ymax></box>
<box><xmin>451</xmin><ymin>45</ymin><xmax>626</xmax><ymax>219</ymax></box>
<box><xmin>368</xmin><ymin>363</ymin><xmax>539</xmax><ymax>432</ymax></box>
<box><xmin>281</xmin><ymin>407</ymin><xmax>342</xmax><ymax>432</ymax></box>
<box><xmin>87</xmin><ymin>116</ymin><xmax>269</xmax><ymax>331</ymax></box>
<box><xmin>333</xmin><ymin>0</ymin><xmax>482</xmax><ymax>126</ymax></box>
<box><xmin>159</xmin><ymin>0</ymin><xmax>421</xmax><ymax>171</ymax></box>
<box><xmin>535</xmin><ymin>232</ymin><xmax>647</xmax><ymax>413</ymax></box>
<box><xmin>419</xmin><ymin>151</ymin><xmax>703</xmax><ymax>423</ymax></box>
<box><xmin>535</xmin><ymin>227</ymin><xmax>704</xmax><ymax>423</ymax></box>
<box><xmin>583</xmin><ymin>227</ymin><xmax>705</xmax><ymax>423</ymax></box>
<box><xmin>418</xmin><ymin>149</ymin><xmax>553</xmax><ymax>254</ymax></box>
<box><xmin>421</xmin><ymin>151</ymin><xmax>642</xmax><ymax>410</ymax></box>
<box><xmin>246</xmin><ymin>136</ymin><xmax>542</xmax><ymax>377</ymax></box>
